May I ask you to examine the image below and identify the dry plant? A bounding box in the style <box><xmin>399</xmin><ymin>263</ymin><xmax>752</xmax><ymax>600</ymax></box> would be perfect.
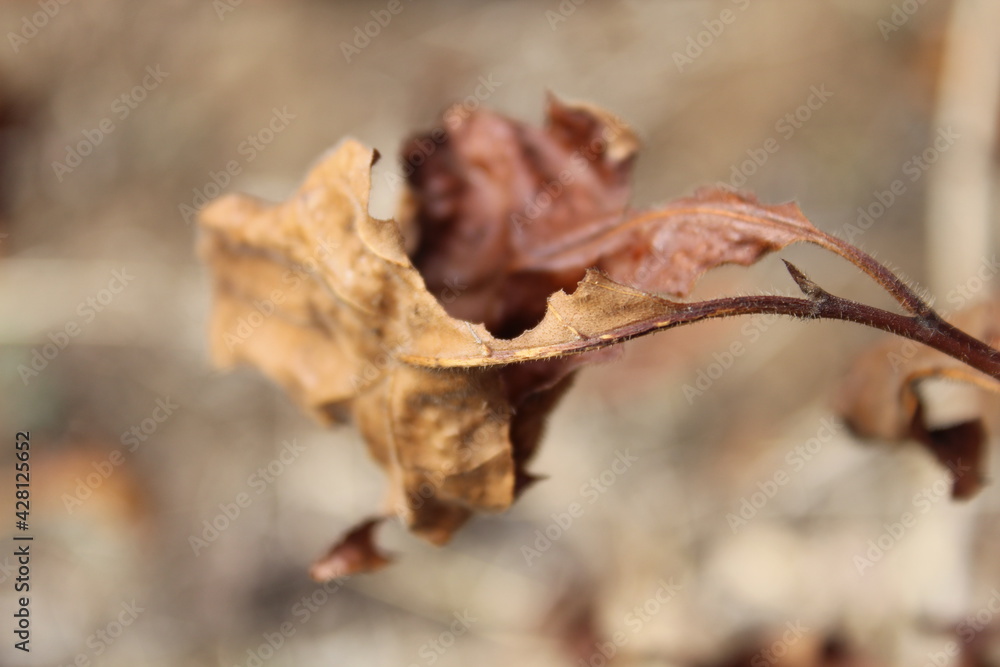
<box><xmin>196</xmin><ymin>97</ymin><xmax>1000</xmax><ymax>581</ymax></box>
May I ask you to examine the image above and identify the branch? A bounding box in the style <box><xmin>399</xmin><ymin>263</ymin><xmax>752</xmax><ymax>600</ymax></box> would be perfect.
<box><xmin>625</xmin><ymin>261</ymin><xmax>1000</xmax><ymax>380</ymax></box>
<box><xmin>405</xmin><ymin>261</ymin><xmax>1000</xmax><ymax>383</ymax></box>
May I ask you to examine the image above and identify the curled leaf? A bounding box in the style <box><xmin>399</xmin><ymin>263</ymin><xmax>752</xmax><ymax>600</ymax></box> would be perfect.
<box><xmin>836</xmin><ymin>299</ymin><xmax>1000</xmax><ymax>498</ymax></box>
<box><xmin>200</xmin><ymin>140</ymin><xmax>517</xmax><ymax>544</ymax></box>
<box><xmin>309</xmin><ymin>518</ymin><xmax>391</xmax><ymax>582</ymax></box>
<box><xmin>403</xmin><ymin>95</ymin><xmax>829</xmax><ymax>337</ymax></box>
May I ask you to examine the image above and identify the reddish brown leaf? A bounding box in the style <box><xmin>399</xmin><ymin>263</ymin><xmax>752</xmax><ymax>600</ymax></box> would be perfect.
<box><xmin>403</xmin><ymin>96</ymin><xmax>827</xmax><ymax>339</ymax></box>
<box><xmin>403</xmin><ymin>95</ymin><xmax>638</xmax><ymax>337</ymax></box>
<box><xmin>309</xmin><ymin>518</ymin><xmax>392</xmax><ymax>582</ymax></box>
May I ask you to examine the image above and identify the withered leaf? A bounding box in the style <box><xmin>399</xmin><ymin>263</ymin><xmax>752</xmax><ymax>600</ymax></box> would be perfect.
<box><xmin>200</xmin><ymin>140</ymin><xmax>517</xmax><ymax>546</ymax></box>
<box><xmin>836</xmin><ymin>299</ymin><xmax>1000</xmax><ymax>498</ymax></box>
<box><xmin>403</xmin><ymin>95</ymin><xmax>829</xmax><ymax>339</ymax></box>
<box><xmin>403</xmin><ymin>95</ymin><xmax>640</xmax><ymax>337</ymax></box>
<box><xmin>309</xmin><ymin>518</ymin><xmax>391</xmax><ymax>582</ymax></box>
<box><xmin>198</xmin><ymin>98</ymin><xmax>898</xmax><ymax>558</ymax></box>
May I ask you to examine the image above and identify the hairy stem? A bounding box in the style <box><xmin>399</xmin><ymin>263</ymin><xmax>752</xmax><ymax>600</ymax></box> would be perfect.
<box><xmin>809</xmin><ymin>230</ymin><xmax>933</xmax><ymax>317</ymax></box>
<box><xmin>648</xmin><ymin>261</ymin><xmax>1000</xmax><ymax>380</ymax></box>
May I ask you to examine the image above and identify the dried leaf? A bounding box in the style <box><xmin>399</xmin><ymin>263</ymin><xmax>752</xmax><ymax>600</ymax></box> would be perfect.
<box><xmin>199</xmin><ymin>98</ymin><xmax>973</xmax><ymax>554</ymax></box>
<box><xmin>836</xmin><ymin>299</ymin><xmax>1000</xmax><ymax>498</ymax></box>
<box><xmin>309</xmin><ymin>518</ymin><xmax>391</xmax><ymax>582</ymax></box>
<box><xmin>403</xmin><ymin>95</ymin><xmax>827</xmax><ymax>338</ymax></box>
<box><xmin>200</xmin><ymin>140</ymin><xmax>517</xmax><ymax>544</ymax></box>
<box><xmin>403</xmin><ymin>94</ymin><xmax>639</xmax><ymax>337</ymax></box>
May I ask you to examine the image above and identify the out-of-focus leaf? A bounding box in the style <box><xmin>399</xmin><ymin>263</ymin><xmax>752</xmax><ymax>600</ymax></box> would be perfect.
<box><xmin>309</xmin><ymin>518</ymin><xmax>391</xmax><ymax>582</ymax></box>
<box><xmin>836</xmin><ymin>299</ymin><xmax>1000</xmax><ymax>498</ymax></box>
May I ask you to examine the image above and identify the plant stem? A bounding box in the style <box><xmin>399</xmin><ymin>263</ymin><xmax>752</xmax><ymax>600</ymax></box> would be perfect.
<box><xmin>644</xmin><ymin>262</ymin><xmax>1000</xmax><ymax>380</ymax></box>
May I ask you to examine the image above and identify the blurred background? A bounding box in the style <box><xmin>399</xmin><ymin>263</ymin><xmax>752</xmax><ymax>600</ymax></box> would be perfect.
<box><xmin>1</xmin><ymin>1</ymin><xmax>999</xmax><ymax>665</ymax></box>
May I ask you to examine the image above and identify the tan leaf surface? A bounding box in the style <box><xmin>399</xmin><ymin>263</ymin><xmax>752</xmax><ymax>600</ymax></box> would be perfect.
<box><xmin>200</xmin><ymin>140</ymin><xmax>514</xmax><ymax>545</ymax></box>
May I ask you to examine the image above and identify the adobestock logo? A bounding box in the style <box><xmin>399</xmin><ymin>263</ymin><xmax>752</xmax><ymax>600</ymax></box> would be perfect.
<box><xmin>52</xmin><ymin>65</ymin><xmax>169</xmax><ymax>182</ymax></box>
<box><xmin>672</xmin><ymin>0</ymin><xmax>752</xmax><ymax>72</ymax></box>
<box><xmin>521</xmin><ymin>449</ymin><xmax>638</xmax><ymax>566</ymax></box>
<box><xmin>18</xmin><ymin>268</ymin><xmax>135</xmax><ymax>385</ymax></box>
<box><xmin>750</xmin><ymin>620</ymin><xmax>811</xmax><ymax>667</ymax></box>
<box><xmin>339</xmin><ymin>0</ymin><xmax>414</xmax><ymax>63</ymax></box>
<box><xmin>189</xmin><ymin>439</ymin><xmax>307</xmax><ymax>556</ymax></box>
<box><xmin>7</xmin><ymin>0</ymin><xmax>72</xmax><ymax>54</ymax></box>
<box><xmin>853</xmin><ymin>463</ymin><xmax>965</xmax><ymax>575</ymax></box>
<box><xmin>726</xmin><ymin>417</ymin><xmax>843</xmax><ymax>533</ymax></box>
<box><xmin>578</xmin><ymin>577</ymin><xmax>685</xmax><ymax>666</ymax></box>
<box><xmin>720</xmin><ymin>84</ymin><xmax>834</xmax><ymax>189</ymax></box>
<box><xmin>836</xmin><ymin>127</ymin><xmax>959</xmax><ymax>244</ymax></box>
<box><xmin>179</xmin><ymin>107</ymin><xmax>296</xmax><ymax>224</ymax></box>
<box><xmin>405</xmin><ymin>610</ymin><xmax>477</xmax><ymax>667</ymax></box>
<box><xmin>382</xmin><ymin>74</ymin><xmax>503</xmax><ymax>194</ymax></box>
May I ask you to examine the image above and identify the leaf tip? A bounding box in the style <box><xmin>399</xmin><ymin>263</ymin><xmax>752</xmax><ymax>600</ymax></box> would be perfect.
<box><xmin>308</xmin><ymin>517</ymin><xmax>393</xmax><ymax>582</ymax></box>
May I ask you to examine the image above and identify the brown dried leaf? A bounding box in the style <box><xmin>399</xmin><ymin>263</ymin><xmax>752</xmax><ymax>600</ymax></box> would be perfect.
<box><xmin>403</xmin><ymin>94</ymin><xmax>639</xmax><ymax>337</ymax></box>
<box><xmin>309</xmin><ymin>518</ymin><xmax>391</xmax><ymax>582</ymax></box>
<box><xmin>198</xmin><ymin>100</ymin><xmax>866</xmax><ymax>550</ymax></box>
<box><xmin>200</xmin><ymin>140</ymin><xmax>517</xmax><ymax>545</ymax></box>
<box><xmin>836</xmin><ymin>299</ymin><xmax>1000</xmax><ymax>498</ymax></box>
<box><xmin>403</xmin><ymin>95</ymin><xmax>827</xmax><ymax>338</ymax></box>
